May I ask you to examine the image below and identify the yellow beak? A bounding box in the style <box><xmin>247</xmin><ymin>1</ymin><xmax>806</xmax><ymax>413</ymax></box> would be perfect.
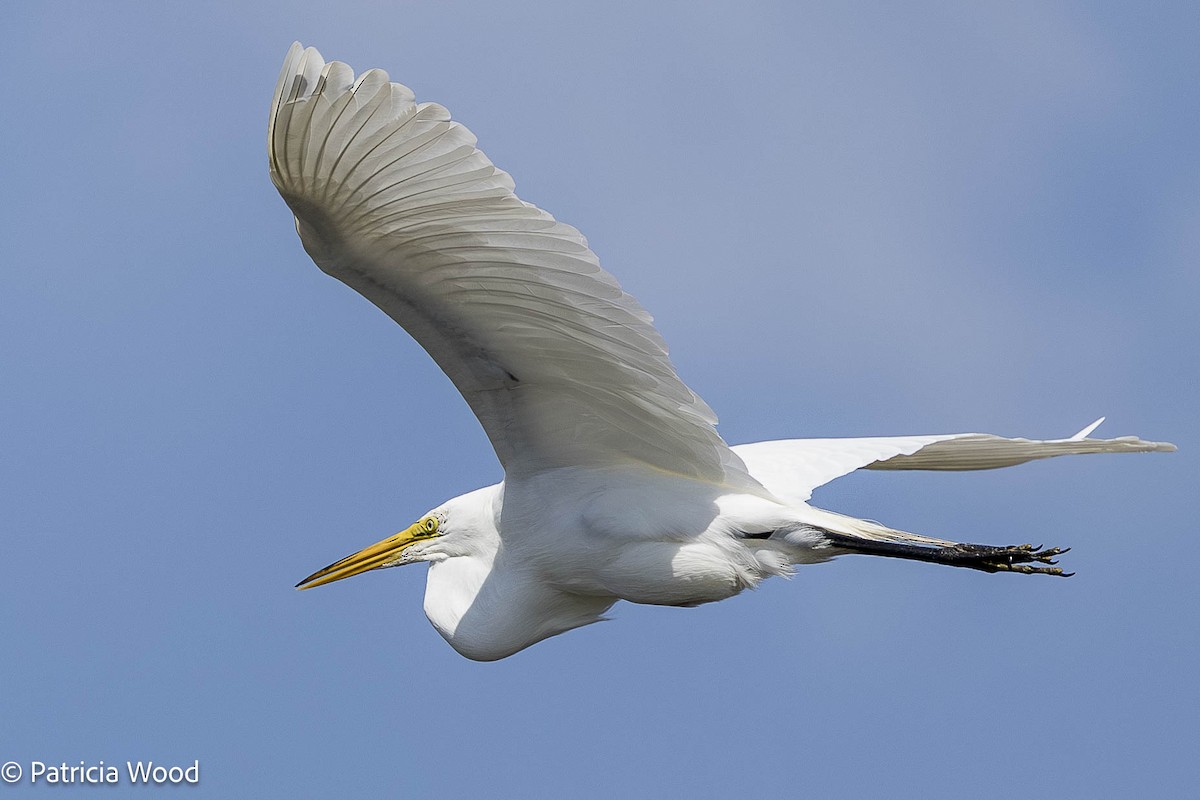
<box><xmin>296</xmin><ymin>521</ymin><xmax>437</xmax><ymax>590</ymax></box>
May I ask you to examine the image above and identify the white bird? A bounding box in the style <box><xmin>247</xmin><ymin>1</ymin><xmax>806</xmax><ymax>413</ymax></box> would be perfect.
<box><xmin>270</xmin><ymin>44</ymin><xmax>1175</xmax><ymax>661</ymax></box>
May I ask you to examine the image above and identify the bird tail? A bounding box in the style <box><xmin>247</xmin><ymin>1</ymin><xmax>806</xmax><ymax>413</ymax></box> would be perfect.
<box><xmin>792</xmin><ymin>505</ymin><xmax>960</xmax><ymax>549</ymax></box>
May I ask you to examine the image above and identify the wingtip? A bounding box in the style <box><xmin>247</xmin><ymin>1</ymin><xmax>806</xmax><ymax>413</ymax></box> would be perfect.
<box><xmin>1070</xmin><ymin>417</ymin><xmax>1105</xmax><ymax>441</ymax></box>
<box><xmin>1066</xmin><ymin>416</ymin><xmax>1177</xmax><ymax>453</ymax></box>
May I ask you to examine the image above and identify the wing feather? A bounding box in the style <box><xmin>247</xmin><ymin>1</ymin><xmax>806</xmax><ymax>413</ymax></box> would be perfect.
<box><xmin>269</xmin><ymin>44</ymin><xmax>755</xmax><ymax>486</ymax></box>
<box><xmin>734</xmin><ymin>420</ymin><xmax>1176</xmax><ymax>505</ymax></box>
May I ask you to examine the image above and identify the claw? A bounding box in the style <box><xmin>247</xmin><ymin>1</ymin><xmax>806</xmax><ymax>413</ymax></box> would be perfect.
<box><xmin>1017</xmin><ymin>564</ymin><xmax>1065</xmax><ymax>576</ymax></box>
<box><xmin>979</xmin><ymin>551</ymin><xmax>1075</xmax><ymax>575</ymax></box>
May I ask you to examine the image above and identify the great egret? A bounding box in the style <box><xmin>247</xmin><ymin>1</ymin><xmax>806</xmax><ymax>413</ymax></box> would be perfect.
<box><xmin>270</xmin><ymin>43</ymin><xmax>1175</xmax><ymax>661</ymax></box>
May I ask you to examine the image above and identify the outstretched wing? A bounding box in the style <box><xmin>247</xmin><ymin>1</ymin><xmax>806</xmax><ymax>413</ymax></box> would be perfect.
<box><xmin>733</xmin><ymin>418</ymin><xmax>1176</xmax><ymax>505</ymax></box>
<box><xmin>269</xmin><ymin>43</ymin><xmax>755</xmax><ymax>486</ymax></box>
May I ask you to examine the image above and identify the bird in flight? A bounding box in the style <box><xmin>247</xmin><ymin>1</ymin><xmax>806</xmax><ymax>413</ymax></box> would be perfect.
<box><xmin>270</xmin><ymin>44</ymin><xmax>1175</xmax><ymax>661</ymax></box>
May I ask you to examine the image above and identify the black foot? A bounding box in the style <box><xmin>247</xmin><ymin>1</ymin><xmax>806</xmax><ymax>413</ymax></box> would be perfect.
<box><xmin>935</xmin><ymin>543</ymin><xmax>1073</xmax><ymax>577</ymax></box>
<box><xmin>822</xmin><ymin>533</ymin><xmax>1074</xmax><ymax>577</ymax></box>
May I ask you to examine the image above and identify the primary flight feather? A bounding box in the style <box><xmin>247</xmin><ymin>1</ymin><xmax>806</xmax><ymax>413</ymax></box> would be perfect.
<box><xmin>270</xmin><ymin>43</ymin><xmax>1174</xmax><ymax>661</ymax></box>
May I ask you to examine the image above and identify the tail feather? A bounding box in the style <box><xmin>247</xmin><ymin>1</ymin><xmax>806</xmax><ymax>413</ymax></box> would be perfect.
<box><xmin>792</xmin><ymin>505</ymin><xmax>960</xmax><ymax>549</ymax></box>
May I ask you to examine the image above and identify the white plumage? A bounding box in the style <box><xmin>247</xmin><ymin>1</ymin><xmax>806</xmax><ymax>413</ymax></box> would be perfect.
<box><xmin>271</xmin><ymin>43</ymin><xmax>1175</xmax><ymax>661</ymax></box>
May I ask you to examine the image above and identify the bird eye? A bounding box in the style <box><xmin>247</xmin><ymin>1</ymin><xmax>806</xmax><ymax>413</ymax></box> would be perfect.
<box><xmin>424</xmin><ymin>518</ymin><xmax>438</xmax><ymax>534</ymax></box>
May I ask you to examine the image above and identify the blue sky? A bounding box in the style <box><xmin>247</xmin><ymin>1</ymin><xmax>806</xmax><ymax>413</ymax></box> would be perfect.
<box><xmin>2</xmin><ymin>1</ymin><xmax>1195</xmax><ymax>797</ymax></box>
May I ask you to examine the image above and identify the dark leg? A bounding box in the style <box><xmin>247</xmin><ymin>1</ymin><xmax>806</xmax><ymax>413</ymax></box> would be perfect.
<box><xmin>822</xmin><ymin>532</ymin><xmax>1073</xmax><ymax>577</ymax></box>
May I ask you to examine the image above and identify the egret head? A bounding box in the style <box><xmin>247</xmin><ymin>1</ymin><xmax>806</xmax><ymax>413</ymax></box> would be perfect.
<box><xmin>295</xmin><ymin>511</ymin><xmax>449</xmax><ymax>590</ymax></box>
<box><xmin>295</xmin><ymin>487</ymin><xmax>502</xmax><ymax>591</ymax></box>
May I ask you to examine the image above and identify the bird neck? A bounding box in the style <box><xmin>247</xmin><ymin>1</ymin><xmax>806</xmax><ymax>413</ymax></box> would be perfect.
<box><xmin>422</xmin><ymin>541</ymin><xmax>496</xmax><ymax>630</ymax></box>
<box><xmin>422</xmin><ymin>549</ymin><xmax>612</xmax><ymax>661</ymax></box>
